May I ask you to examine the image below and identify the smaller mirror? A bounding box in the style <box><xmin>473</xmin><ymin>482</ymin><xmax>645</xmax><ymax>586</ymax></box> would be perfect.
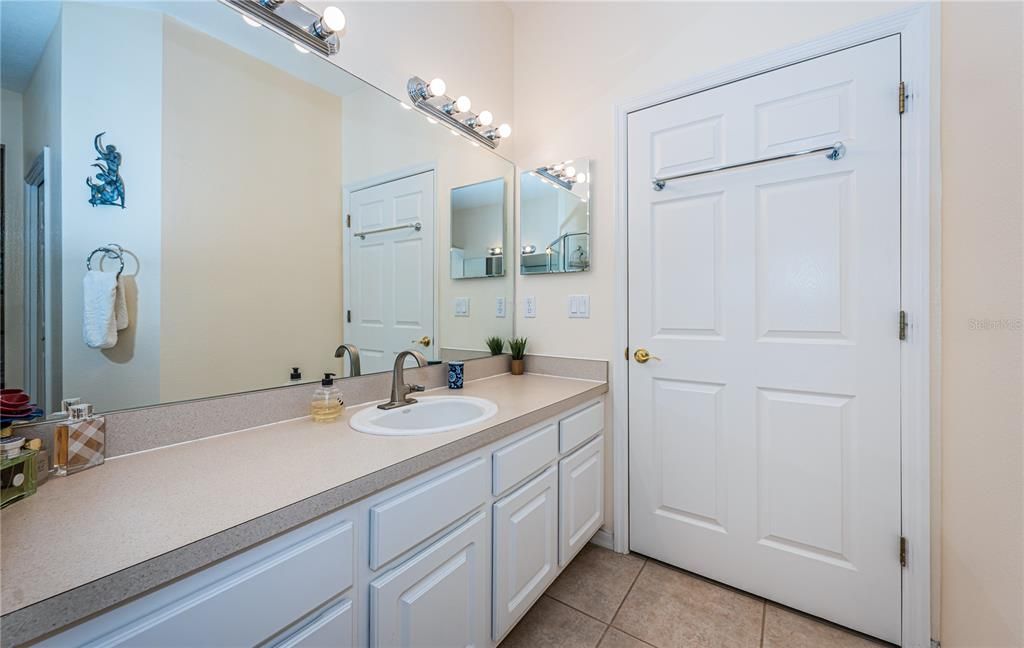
<box><xmin>520</xmin><ymin>160</ymin><xmax>591</xmax><ymax>275</ymax></box>
<box><xmin>450</xmin><ymin>178</ymin><xmax>507</xmax><ymax>279</ymax></box>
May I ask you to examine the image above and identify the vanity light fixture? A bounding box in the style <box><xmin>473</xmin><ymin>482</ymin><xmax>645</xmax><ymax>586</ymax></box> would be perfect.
<box><xmin>535</xmin><ymin>160</ymin><xmax>586</xmax><ymax>191</ymax></box>
<box><xmin>489</xmin><ymin>246</ymin><xmax>503</xmax><ymax>256</ymax></box>
<box><xmin>225</xmin><ymin>0</ymin><xmax>345</xmax><ymax>56</ymax></box>
<box><xmin>406</xmin><ymin>75</ymin><xmax>511</xmax><ymax>149</ymax></box>
<box><xmin>522</xmin><ymin>244</ymin><xmax>537</xmax><ymax>255</ymax></box>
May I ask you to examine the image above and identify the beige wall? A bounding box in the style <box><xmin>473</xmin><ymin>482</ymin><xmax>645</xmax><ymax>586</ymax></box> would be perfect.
<box><xmin>510</xmin><ymin>2</ymin><xmax>1023</xmax><ymax>645</ymax></box>
<box><xmin>160</xmin><ymin>18</ymin><xmax>344</xmax><ymax>402</ymax></box>
<box><xmin>939</xmin><ymin>3</ymin><xmax>1023</xmax><ymax>646</ymax></box>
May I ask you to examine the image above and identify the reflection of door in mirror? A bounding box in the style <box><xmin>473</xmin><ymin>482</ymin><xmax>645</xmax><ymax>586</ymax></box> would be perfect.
<box><xmin>23</xmin><ymin>149</ymin><xmax>58</xmax><ymax>413</ymax></box>
<box><xmin>345</xmin><ymin>171</ymin><xmax>436</xmax><ymax>375</ymax></box>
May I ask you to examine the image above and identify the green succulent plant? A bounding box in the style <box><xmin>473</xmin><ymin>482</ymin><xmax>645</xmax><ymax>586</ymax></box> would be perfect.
<box><xmin>485</xmin><ymin>336</ymin><xmax>505</xmax><ymax>356</ymax></box>
<box><xmin>507</xmin><ymin>337</ymin><xmax>528</xmax><ymax>360</ymax></box>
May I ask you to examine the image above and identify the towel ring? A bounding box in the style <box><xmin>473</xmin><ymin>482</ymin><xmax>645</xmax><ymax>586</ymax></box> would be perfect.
<box><xmin>86</xmin><ymin>245</ymin><xmax>125</xmax><ymax>277</ymax></box>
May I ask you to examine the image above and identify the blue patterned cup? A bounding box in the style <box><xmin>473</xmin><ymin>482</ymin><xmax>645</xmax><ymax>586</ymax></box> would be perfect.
<box><xmin>448</xmin><ymin>361</ymin><xmax>465</xmax><ymax>389</ymax></box>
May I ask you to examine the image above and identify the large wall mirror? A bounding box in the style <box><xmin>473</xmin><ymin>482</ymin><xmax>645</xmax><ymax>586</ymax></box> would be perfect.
<box><xmin>1</xmin><ymin>0</ymin><xmax>515</xmax><ymax>415</ymax></box>
<box><xmin>520</xmin><ymin>160</ymin><xmax>590</xmax><ymax>275</ymax></box>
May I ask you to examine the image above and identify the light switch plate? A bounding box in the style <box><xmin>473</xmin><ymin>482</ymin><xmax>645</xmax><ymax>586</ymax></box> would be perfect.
<box><xmin>524</xmin><ymin>296</ymin><xmax>537</xmax><ymax>318</ymax></box>
<box><xmin>568</xmin><ymin>295</ymin><xmax>590</xmax><ymax>319</ymax></box>
<box><xmin>455</xmin><ymin>297</ymin><xmax>470</xmax><ymax>317</ymax></box>
<box><xmin>495</xmin><ymin>297</ymin><xmax>506</xmax><ymax>318</ymax></box>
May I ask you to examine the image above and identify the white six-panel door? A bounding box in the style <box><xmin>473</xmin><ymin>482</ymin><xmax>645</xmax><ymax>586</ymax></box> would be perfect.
<box><xmin>627</xmin><ymin>37</ymin><xmax>901</xmax><ymax>642</ymax></box>
<box><xmin>346</xmin><ymin>171</ymin><xmax>435</xmax><ymax>374</ymax></box>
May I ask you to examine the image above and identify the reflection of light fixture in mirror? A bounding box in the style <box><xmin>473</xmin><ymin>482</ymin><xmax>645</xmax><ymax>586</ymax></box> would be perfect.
<box><xmin>489</xmin><ymin>246</ymin><xmax>503</xmax><ymax>256</ymax></box>
<box><xmin>536</xmin><ymin>161</ymin><xmax>586</xmax><ymax>191</ymax></box>
<box><xmin>522</xmin><ymin>244</ymin><xmax>537</xmax><ymax>255</ymax></box>
<box><xmin>406</xmin><ymin>76</ymin><xmax>510</xmax><ymax>149</ymax></box>
<box><xmin>225</xmin><ymin>0</ymin><xmax>344</xmax><ymax>56</ymax></box>
<box><xmin>575</xmin><ymin>172</ymin><xmax>587</xmax><ymax>183</ymax></box>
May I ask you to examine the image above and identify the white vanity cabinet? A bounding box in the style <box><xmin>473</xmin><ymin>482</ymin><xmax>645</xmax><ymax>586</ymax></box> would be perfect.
<box><xmin>43</xmin><ymin>396</ymin><xmax>606</xmax><ymax>648</ymax></box>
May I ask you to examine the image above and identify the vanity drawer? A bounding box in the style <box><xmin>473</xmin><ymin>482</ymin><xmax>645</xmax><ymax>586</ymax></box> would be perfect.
<box><xmin>559</xmin><ymin>401</ymin><xmax>604</xmax><ymax>454</ymax></box>
<box><xmin>492</xmin><ymin>423</ymin><xmax>558</xmax><ymax>495</ymax></box>
<box><xmin>274</xmin><ymin>599</ymin><xmax>354</xmax><ymax>647</ymax></box>
<box><xmin>369</xmin><ymin>457</ymin><xmax>489</xmax><ymax>570</ymax></box>
<box><xmin>41</xmin><ymin>516</ymin><xmax>354</xmax><ymax>647</ymax></box>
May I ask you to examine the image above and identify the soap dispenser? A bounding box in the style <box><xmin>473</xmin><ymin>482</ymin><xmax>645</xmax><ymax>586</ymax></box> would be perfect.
<box><xmin>311</xmin><ymin>373</ymin><xmax>343</xmax><ymax>423</ymax></box>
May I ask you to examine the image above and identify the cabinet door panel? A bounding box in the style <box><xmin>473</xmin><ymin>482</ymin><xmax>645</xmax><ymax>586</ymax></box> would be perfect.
<box><xmin>370</xmin><ymin>510</ymin><xmax>489</xmax><ymax>648</ymax></box>
<box><xmin>275</xmin><ymin>599</ymin><xmax>353</xmax><ymax>648</ymax></box>
<box><xmin>559</xmin><ymin>436</ymin><xmax>604</xmax><ymax>566</ymax></box>
<box><xmin>492</xmin><ymin>465</ymin><xmax>558</xmax><ymax>640</ymax></box>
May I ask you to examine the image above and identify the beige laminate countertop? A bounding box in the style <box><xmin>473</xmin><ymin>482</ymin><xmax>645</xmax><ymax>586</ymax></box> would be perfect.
<box><xmin>0</xmin><ymin>372</ymin><xmax>606</xmax><ymax>644</ymax></box>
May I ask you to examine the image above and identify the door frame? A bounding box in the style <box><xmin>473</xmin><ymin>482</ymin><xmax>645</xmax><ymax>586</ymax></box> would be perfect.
<box><xmin>611</xmin><ymin>5</ymin><xmax>938</xmax><ymax>646</ymax></box>
<box><xmin>341</xmin><ymin>162</ymin><xmax>439</xmax><ymax>365</ymax></box>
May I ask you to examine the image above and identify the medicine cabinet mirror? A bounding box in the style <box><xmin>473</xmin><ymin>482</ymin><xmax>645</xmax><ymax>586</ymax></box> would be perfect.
<box><xmin>1</xmin><ymin>0</ymin><xmax>515</xmax><ymax>416</ymax></box>
<box><xmin>519</xmin><ymin>160</ymin><xmax>590</xmax><ymax>275</ymax></box>
<box><xmin>450</xmin><ymin>178</ymin><xmax>507</xmax><ymax>279</ymax></box>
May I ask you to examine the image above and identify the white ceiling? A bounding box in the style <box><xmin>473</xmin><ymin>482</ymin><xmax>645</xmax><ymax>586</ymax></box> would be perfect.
<box><xmin>1</xmin><ymin>1</ymin><xmax>61</xmax><ymax>93</ymax></box>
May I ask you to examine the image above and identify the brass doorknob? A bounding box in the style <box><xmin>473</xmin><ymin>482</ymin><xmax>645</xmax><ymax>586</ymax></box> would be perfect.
<box><xmin>633</xmin><ymin>348</ymin><xmax>660</xmax><ymax>363</ymax></box>
<box><xmin>412</xmin><ymin>336</ymin><xmax>432</xmax><ymax>347</ymax></box>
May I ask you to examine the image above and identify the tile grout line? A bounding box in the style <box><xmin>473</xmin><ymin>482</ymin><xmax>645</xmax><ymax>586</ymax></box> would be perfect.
<box><xmin>606</xmin><ymin>557</ymin><xmax>649</xmax><ymax>637</ymax></box>
<box><xmin>759</xmin><ymin>600</ymin><xmax>767</xmax><ymax>647</ymax></box>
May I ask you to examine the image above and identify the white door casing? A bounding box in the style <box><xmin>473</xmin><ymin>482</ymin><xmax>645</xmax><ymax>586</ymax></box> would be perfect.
<box><xmin>627</xmin><ymin>37</ymin><xmax>901</xmax><ymax>643</ymax></box>
<box><xmin>345</xmin><ymin>171</ymin><xmax>435</xmax><ymax>375</ymax></box>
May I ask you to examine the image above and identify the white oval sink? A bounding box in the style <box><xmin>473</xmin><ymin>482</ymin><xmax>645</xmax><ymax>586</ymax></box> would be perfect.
<box><xmin>349</xmin><ymin>396</ymin><xmax>498</xmax><ymax>436</ymax></box>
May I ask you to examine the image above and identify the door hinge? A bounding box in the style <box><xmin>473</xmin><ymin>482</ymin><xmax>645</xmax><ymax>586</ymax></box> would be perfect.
<box><xmin>346</xmin><ymin>310</ymin><xmax>351</xmax><ymax>323</ymax></box>
<box><xmin>898</xmin><ymin>81</ymin><xmax>907</xmax><ymax>115</ymax></box>
<box><xmin>899</xmin><ymin>310</ymin><xmax>908</xmax><ymax>340</ymax></box>
<box><xmin>899</xmin><ymin>536</ymin><xmax>908</xmax><ymax>567</ymax></box>
<box><xmin>346</xmin><ymin>213</ymin><xmax>351</xmax><ymax>228</ymax></box>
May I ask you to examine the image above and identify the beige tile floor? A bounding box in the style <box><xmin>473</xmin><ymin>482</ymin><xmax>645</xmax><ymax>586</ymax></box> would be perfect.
<box><xmin>500</xmin><ymin>545</ymin><xmax>893</xmax><ymax>648</ymax></box>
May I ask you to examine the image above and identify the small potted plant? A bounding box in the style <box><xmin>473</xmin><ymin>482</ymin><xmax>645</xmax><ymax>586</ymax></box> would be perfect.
<box><xmin>508</xmin><ymin>337</ymin><xmax>528</xmax><ymax>375</ymax></box>
<box><xmin>485</xmin><ymin>336</ymin><xmax>505</xmax><ymax>356</ymax></box>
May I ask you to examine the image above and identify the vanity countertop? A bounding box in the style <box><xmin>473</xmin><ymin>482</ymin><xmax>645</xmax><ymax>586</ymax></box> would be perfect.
<box><xmin>0</xmin><ymin>372</ymin><xmax>606</xmax><ymax>642</ymax></box>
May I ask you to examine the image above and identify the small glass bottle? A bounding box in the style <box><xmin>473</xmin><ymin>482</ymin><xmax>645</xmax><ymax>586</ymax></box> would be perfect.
<box><xmin>311</xmin><ymin>373</ymin><xmax>343</xmax><ymax>423</ymax></box>
<box><xmin>54</xmin><ymin>403</ymin><xmax>105</xmax><ymax>476</ymax></box>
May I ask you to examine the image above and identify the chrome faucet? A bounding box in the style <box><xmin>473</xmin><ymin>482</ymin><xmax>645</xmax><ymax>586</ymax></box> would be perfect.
<box><xmin>379</xmin><ymin>350</ymin><xmax>428</xmax><ymax>410</ymax></box>
<box><xmin>334</xmin><ymin>343</ymin><xmax>361</xmax><ymax>377</ymax></box>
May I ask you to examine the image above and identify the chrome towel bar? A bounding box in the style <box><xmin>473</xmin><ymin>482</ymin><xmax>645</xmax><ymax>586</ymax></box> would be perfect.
<box><xmin>354</xmin><ymin>222</ymin><xmax>422</xmax><ymax>240</ymax></box>
<box><xmin>652</xmin><ymin>141</ymin><xmax>846</xmax><ymax>191</ymax></box>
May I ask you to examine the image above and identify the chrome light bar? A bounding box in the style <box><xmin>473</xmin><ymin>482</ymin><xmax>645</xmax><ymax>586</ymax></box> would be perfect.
<box><xmin>406</xmin><ymin>76</ymin><xmax>511</xmax><ymax>149</ymax></box>
<box><xmin>223</xmin><ymin>0</ymin><xmax>342</xmax><ymax>56</ymax></box>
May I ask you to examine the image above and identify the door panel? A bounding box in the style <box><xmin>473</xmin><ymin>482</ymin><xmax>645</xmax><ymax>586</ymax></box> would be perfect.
<box><xmin>627</xmin><ymin>37</ymin><xmax>901</xmax><ymax>643</ymax></box>
<box><xmin>347</xmin><ymin>172</ymin><xmax>435</xmax><ymax>374</ymax></box>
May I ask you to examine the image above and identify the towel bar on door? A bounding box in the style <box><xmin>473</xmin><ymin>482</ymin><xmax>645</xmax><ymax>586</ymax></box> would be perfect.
<box><xmin>353</xmin><ymin>222</ymin><xmax>422</xmax><ymax>240</ymax></box>
<box><xmin>652</xmin><ymin>141</ymin><xmax>846</xmax><ymax>191</ymax></box>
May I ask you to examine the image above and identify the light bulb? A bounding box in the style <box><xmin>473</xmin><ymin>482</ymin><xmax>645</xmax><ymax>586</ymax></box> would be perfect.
<box><xmin>242</xmin><ymin>15</ymin><xmax>262</xmax><ymax>27</ymax></box>
<box><xmin>497</xmin><ymin>123</ymin><xmax>512</xmax><ymax>138</ymax></box>
<box><xmin>428</xmin><ymin>77</ymin><xmax>446</xmax><ymax>97</ymax></box>
<box><xmin>477</xmin><ymin>110</ymin><xmax>493</xmax><ymax>127</ymax></box>
<box><xmin>322</xmin><ymin>6</ymin><xmax>346</xmax><ymax>32</ymax></box>
<box><xmin>575</xmin><ymin>172</ymin><xmax>586</xmax><ymax>183</ymax></box>
<box><xmin>564</xmin><ymin>166</ymin><xmax>576</xmax><ymax>178</ymax></box>
<box><xmin>454</xmin><ymin>95</ymin><xmax>471</xmax><ymax>113</ymax></box>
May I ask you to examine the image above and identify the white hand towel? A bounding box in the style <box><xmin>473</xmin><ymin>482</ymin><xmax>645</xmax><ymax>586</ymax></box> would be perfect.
<box><xmin>114</xmin><ymin>276</ymin><xmax>129</xmax><ymax>331</ymax></box>
<box><xmin>83</xmin><ymin>271</ymin><xmax>118</xmax><ymax>349</ymax></box>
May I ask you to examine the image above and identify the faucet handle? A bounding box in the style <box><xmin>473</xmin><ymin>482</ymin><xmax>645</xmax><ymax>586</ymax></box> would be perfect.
<box><xmin>409</xmin><ymin>384</ymin><xmax>425</xmax><ymax>393</ymax></box>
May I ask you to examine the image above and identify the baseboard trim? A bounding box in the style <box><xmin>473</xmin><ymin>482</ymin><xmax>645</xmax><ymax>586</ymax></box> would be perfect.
<box><xmin>589</xmin><ymin>528</ymin><xmax>614</xmax><ymax>551</ymax></box>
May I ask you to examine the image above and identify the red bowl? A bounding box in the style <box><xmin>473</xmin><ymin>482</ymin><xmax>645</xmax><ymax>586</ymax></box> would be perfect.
<box><xmin>0</xmin><ymin>393</ymin><xmax>30</xmax><ymax>407</ymax></box>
